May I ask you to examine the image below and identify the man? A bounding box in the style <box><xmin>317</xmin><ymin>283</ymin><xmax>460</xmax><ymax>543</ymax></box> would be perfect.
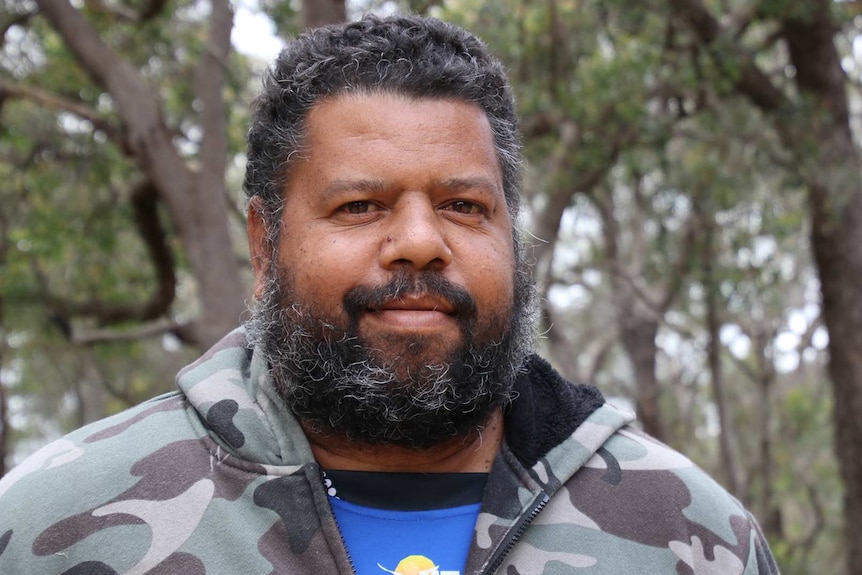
<box><xmin>0</xmin><ymin>14</ymin><xmax>778</xmax><ymax>575</ymax></box>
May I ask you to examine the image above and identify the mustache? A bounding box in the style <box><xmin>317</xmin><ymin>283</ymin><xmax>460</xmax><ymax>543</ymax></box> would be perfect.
<box><xmin>343</xmin><ymin>271</ymin><xmax>478</xmax><ymax>322</ymax></box>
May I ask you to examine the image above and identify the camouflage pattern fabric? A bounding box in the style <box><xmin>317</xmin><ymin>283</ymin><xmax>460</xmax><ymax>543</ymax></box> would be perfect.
<box><xmin>0</xmin><ymin>329</ymin><xmax>779</xmax><ymax>574</ymax></box>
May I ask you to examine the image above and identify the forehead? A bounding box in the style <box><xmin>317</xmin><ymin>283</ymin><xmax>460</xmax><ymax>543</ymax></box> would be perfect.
<box><xmin>301</xmin><ymin>91</ymin><xmax>499</xmax><ymax>164</ymax></box>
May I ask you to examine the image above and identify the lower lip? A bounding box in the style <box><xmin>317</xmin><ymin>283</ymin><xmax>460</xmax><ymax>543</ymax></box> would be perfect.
<box><xmin>366</xmin><ymin>309</ymin><xmax>456</xmax><ymax>330</ymax></box>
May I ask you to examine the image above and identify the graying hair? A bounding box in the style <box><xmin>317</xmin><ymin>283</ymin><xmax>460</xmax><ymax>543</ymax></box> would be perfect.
<box><xmin>243</xmin><ymin>13</ymin><xmax>522</xmax><ymax>239</ymax></box>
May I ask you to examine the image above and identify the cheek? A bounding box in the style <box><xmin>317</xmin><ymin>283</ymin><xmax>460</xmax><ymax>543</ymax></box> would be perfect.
<box><xmin>283</xmin><ymin>233</ymin><xmax>375</xmax><ymax>301</ymax></box>
<box><xmin>464</xmin><ymin>243</ymin><xmax>517</xmax><ymax>309</ymax></box>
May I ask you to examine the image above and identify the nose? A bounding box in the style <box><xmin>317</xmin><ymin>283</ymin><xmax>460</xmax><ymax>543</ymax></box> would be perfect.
<box><xmin>379</xmin><ymin>194</ymin><xmax>453</xmax><ymax>271</ymax></box>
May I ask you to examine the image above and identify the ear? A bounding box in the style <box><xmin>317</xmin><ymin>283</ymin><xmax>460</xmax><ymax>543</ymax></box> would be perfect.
<box><xmin>247</xmin><ymin>195</ymin><xmax>273</xmax><ymax>301</ymax></box>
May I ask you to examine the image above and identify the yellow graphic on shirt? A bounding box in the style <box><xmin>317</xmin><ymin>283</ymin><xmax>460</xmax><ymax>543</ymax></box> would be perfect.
<box><xmin>378</xmin><ymin>554</ymin><xmax>459</xmax><ymax>575</ymax></box>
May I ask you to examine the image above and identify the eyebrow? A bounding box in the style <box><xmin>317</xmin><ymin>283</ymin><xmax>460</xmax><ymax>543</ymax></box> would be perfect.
<box><xmin>437</xmin><ymin>176</ymin><xmax>501</xmax><ymax>196</ymax></box>
<box><xmin>320</xmin><ymin>178</ymin><xmax>390</xmax><ymax>202</ymax></box>
<box><xmin>319</xmin><ymin>175</ymin><xmax>502</xmax><ymax>203</ymax></box>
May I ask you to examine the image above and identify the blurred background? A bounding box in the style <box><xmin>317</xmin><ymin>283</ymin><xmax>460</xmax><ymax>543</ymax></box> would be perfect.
<box><xmin>2</xmin><ymin>1</ymin><xmax>861</xmax><ymax>573</ymax></box>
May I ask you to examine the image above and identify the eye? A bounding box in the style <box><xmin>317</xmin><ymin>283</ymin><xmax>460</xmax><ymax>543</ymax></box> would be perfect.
<box><xmin>444</xmin><ymin>200</ymin><xmax>484</xmax><ymax>215</ymax></box>
<box><xmin>340</xmin><ymin>201</ymin><xmax>380</xmax><ymax>214</ymax></box>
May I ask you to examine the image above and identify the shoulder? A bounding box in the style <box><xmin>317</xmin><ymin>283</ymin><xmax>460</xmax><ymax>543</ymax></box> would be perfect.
<box><xmin>572</xmin><ymin>425</ymin><xmax>745</xmax><ymax>525</ymax></box>
<box><xmin>0</xmin><ymin>391</ymin><xmax>196</xmax><ymax>504</ymax></box>
<box><xmin>0</xmin><ymin>393</ymin><xmax>203</xmax><ymax>570</ymax></box>
<box><xmin>535</xmin><ymin>425</ymin><xmax>778</xmax><ymax>573</ymax></box>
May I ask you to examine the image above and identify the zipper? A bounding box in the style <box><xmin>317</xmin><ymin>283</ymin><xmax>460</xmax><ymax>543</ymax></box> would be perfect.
<box><xmin>481</xmin><ymin>491</ymin><xmax>550</xmax><ymax>574</ymax></box>
<box><xmin>328</xmin><ymin>497</ymin><xmax>359</xmax><ymax>575</ymax></box>
<box><xmin>318</xmin><ymin>468</ymin><xmax>358</xmax><ymax>575</ymax></box>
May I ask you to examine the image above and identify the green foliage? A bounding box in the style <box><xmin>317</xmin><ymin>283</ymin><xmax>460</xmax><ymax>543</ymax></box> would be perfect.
<box><xmin>757</xmin><ymin>0</ymin><xmax>819</xmax><ymax>22</ymax></box>
<box><xmin>0</xmin><ymin>0</ymin><xmax>255</xmax><ymax>462</ymax></box>
<box><xmin>769</xmin><ymin>378</ymin><xmax>844</xmax><ymax>573</ymax></box>
<box><xmin>259</xmin><ymin>0</ymin><xmax>302</xmax><ymax>37</ymax></box>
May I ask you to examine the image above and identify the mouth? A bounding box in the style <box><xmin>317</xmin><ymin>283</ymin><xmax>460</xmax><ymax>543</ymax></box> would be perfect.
<box><xmin>366</xmin><ymin>295</ymin><xmax>458</xmax><ymax>330</ymax></box>
<box><xmin>343</xmin><ymin>272</ymin><xmax>477</xmax><ymax>332</ymax></box>
<box><xmin>371</xmin><ymin>295</ymin><xmax>456</xmax><ymax>315</ymax></box>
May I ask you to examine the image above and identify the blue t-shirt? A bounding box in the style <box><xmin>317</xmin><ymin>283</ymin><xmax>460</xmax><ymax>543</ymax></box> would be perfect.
<box><xmin>324</xmin><ymin>470</ymin><xmax>487</xmax><ymax>575</ymax></box>
<box><xmin>330</xmin><ymin>497</ymin><xmax>481</xmax><ymax>575</ymax></box>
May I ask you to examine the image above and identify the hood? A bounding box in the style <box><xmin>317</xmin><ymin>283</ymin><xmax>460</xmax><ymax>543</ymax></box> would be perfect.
<box><xmin>505</xmin><ymin>355</ymin><xmax>607</xmax><ymax>468</ymax></box>
<box><xmin>176</xmin><ymin>328</ymin><xmax>316</xmax><ymax>468</ymax></box>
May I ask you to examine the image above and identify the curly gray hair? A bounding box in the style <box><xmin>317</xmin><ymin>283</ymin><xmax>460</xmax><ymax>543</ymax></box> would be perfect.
<box><xmin>243</xmin><ymin>14</ymin><xmax>522</xmax><ymax>231</ymax></box>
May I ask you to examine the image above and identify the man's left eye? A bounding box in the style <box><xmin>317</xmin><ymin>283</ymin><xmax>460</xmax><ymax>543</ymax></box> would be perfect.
<box><xmin>444</xmin><ymin>200</ymin><xmax>483</xmax><ymax>215</ymax></box>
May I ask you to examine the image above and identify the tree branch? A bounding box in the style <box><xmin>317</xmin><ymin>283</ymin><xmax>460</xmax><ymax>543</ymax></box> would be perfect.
<box><xmin>71</xmin><ymin>318</ymin><xmax>190</xmax><ymax>345</ymax></box>
<box><xmin>34</xmin><ymin>0</ymin><xmax>195</xmax><ymax>215</ymax></box>
<box><xmin>82</xmin><ymin>0</ymin><xmax>169</xmax><ymax>23</ymax></box>
<box><xmin>137</xmin><ymin>0</ymin><xmax>170</xmax><ymax>22</ymax></box>
<box><xmin>781</xmin><ymin>0</ymin><xmax>850</xmax><ymax>130</ymax></box>
<box><xmin>129</xmin><ymin>179</ymin><xmax>177</xmax><ymax>321</ymax></box>
<box><xmin>584</xmin><ymin>333</ymin><xmax>617</xmax><ymax>385</ymax></box>
<box><xmin>0</xmin><ymin>81</ymin><xmax>126</xmax><ymax>150</ymax></box>
<box><xmin>656</xmin><ymin>214</ymin><xmax>699</xmax><ymax>313</ymax></box>
<box><xmin>667</xmin><ymin>0</ymin><xmax>788</xmax><ymax>113</ymax></box>
<box><xmin>727</xmin><ymin>351</ymin><xmax>761</xmax><ymax>384</ymax></box>
<box><xmin>521</xmin><ymin>111</ymin><xmax>563</xmax><ymax>138</ymax></box>
<box><xmin>530</xmin><ymin>119</ymin><xmax>580</xmax><ymax>287</ymax></box>
<box><xmin>82</xmin><ymin>0</ymin><xmax>138</xmax><ymax>22</ymax></box>
<box><xmin>795</xmin><ymin>483</ymin><xmax>825</xmax><ymax>553</ymax></box>
<box><xmin>29</xmin><ymin>179</ymin><xmax>176</xmax><ymax>330</ymax></box>
<box><xmin>196</xmin><ymin>0</ymin><xmax>233</xmax><ymax>181</ymax></box>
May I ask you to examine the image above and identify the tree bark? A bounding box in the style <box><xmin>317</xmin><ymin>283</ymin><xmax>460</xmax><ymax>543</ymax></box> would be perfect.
<box><xmin>701</xmin><ymin>217</ymin><xmax>742</xmax><ymax>497</ymax></box>
<box><xmin>301</xmin><ymin>0</ymin><xmax>346</xmax><ymax>28</ymax></box>
<box><xmin>618</xmin><ymin>318</ymin><xmax>664</xmax><ymax>439</ymax></box>
<box><xmin>0</xmin><ymin>272</ymin><xmax>7</xmax><ymax>480</ymax></box>
<box><xmin>594</xmin><ymin>188</ymin><xmax>666</xmax><ymax>441</ymax></box>
<box><xmin>34</xmin><ymin>0</ymin><xmax>246</xmax><ymax>348</ymax></box>
<box><xmin>806</xmin><ymin>142</ymin><xmax>862</xmax><ymax>575</ymax></box>
<box><xmin>753</xmin><ymin>331</ymin><xmax>781</xmax><ymax>539</ymax></box>
<box><xmin>780</xmin><ymin>32</ymin><xmax>862</xmax><ymax>566</ymax></box>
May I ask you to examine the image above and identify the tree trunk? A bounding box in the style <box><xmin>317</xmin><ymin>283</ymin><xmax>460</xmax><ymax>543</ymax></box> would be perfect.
<box><xmin>808</xmin><ymin>161</ymin><xmax>862</xmax><ymax>575</ymax></box>
<box><xmin>34</xmin><ymin>0</ymin><xmax>246</xmax><ymax>348</ymax></box>
<box><xmin>618</xmin><ymin>318</ymin><xmax>664</xmax><ymax>440</ymax></box>
<box><xmin>702</xmin><ymin>219</ymin><xmax>742</xmax><ymax>497</ymax></box>
<box><xmin>595</xmin><ymin>189</ymin><xmax>666</xmax><ymax>441</ymax></box>
<box><xmin>783</xmin><ymin>8</ymin><xmax>862</xmax><ymax>572</ymax></box>
<box><xmin>753</xmin><ymin>332</ymin><xmax>781</xmax><ymax>539</ymax></box>
<box><xmin>302</xmin><ymin>0</ymin><xmax>346</xmax><ymax>28</ymax></box>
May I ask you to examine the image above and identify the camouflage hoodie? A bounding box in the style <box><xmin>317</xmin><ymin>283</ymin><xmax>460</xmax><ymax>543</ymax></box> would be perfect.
<box><xmin>0</xmin><ymin>329</ymin><xmax>779</xmax><ymax>574</ymax></box>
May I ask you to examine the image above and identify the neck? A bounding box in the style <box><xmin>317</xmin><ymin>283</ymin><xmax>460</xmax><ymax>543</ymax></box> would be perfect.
<box><xmin>304</xmin><ymin>409</ymin><xmax>504</xmax><ymax>473</ymax></box>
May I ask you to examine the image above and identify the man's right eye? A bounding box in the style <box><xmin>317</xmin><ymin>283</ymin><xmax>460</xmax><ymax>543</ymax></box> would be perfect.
<box><xmin>341</xmin><ymin>201</ymin><xmax>375</xmax><ymax>214</ymax></box>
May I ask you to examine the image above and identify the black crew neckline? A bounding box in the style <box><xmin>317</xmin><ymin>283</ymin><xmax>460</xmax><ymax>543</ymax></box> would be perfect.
<box><xmin>323</xmin><ymin>470</ymin><xmax>488</xmax><ymax>511</ymax></box>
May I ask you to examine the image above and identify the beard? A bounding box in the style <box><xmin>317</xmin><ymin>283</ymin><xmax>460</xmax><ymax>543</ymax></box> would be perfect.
<box><xmin>246</xmin><ymin>245</ymin><xmax>536</xmax><ymax>450</ymax></box>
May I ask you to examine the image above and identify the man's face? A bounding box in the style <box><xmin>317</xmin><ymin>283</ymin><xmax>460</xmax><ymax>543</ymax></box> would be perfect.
<box><xmin>247</xmin><ymin>92</ymin><xmax>532</xmax><ymax>447</ymax></box>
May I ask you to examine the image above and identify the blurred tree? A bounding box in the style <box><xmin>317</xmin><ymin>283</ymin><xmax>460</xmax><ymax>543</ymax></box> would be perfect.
<box><xmin>435</xmin><ymin>0</ymin><xmax>848</xmax><ymax>571</ymax></box>
<box><xmin>302</xmin><ymin>0</ymin><xmax>346</xmax><ymax>27</ymax></box>
<box><xmin>9</xmin><ymin>0</ymin><xmax>247</xmax><ymax>349</ymax></box>
<box><xmin>30</xmin><ymin>0</ymin><xmax>246</xmax><ymax>347</ymax></box>
<box><xmin>664</xmin><ymin>1</ymin><xmax>862</xmax><ymax>571</ymax></box>
<box><xmin>0</xmin><ymin>0</ymin><xmax>348</xmax><ymax>471</ymax></box>
<box><xmin>0</xmin><ymin>0</ymin><xmax>259</xmax><ymax>470</ymax></box>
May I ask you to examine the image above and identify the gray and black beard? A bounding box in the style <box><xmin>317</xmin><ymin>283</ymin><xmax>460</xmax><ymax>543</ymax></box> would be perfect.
<box><xmin>246</xmin><ymin>260</ymin><xmax>536</xmax><ymax>450</ymax></box>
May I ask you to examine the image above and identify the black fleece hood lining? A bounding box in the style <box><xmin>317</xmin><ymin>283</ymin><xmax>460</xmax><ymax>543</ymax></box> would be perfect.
<box><xmin>504</xmin><ymin>355</ymin><xmax>606</xmax><ymax>469</ymax></box>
